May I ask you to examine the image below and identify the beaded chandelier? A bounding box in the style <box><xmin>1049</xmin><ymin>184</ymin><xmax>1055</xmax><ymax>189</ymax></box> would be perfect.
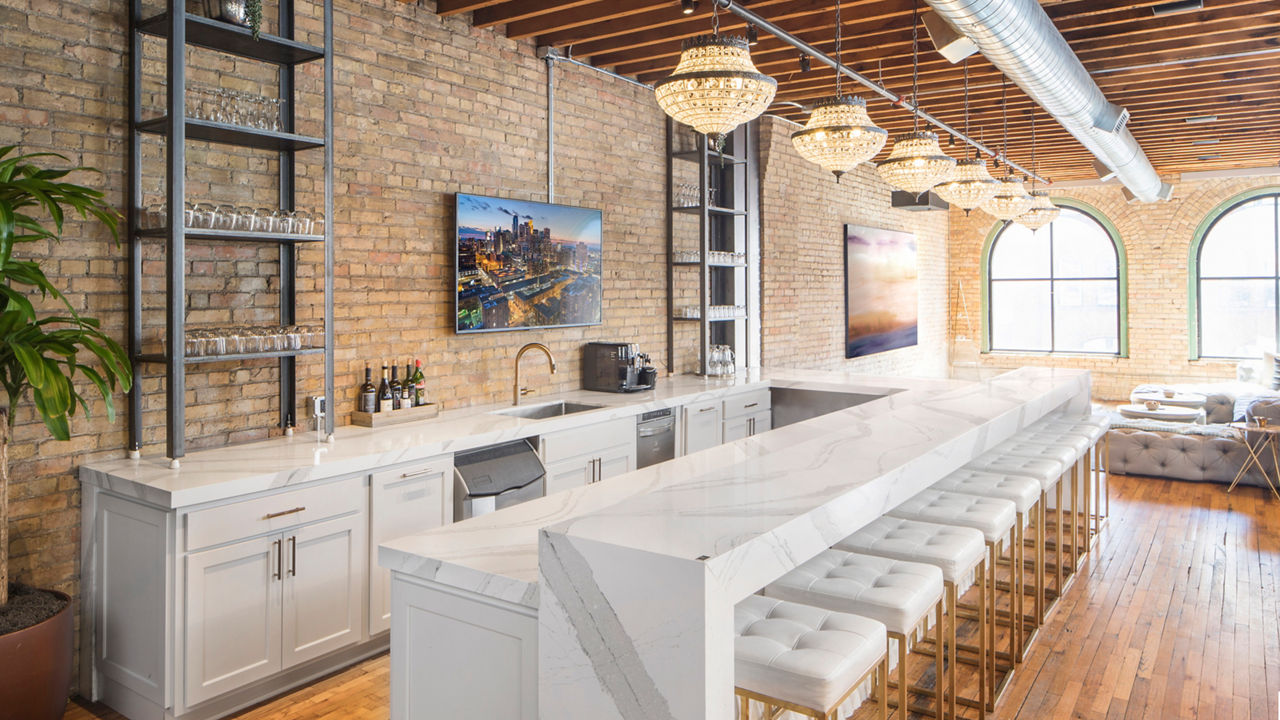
<box><xmin>876</xmin><ymin>0</ymin><xmax>953</xmax><ymax>193</ymax></box>
<box><xmin>932</xmin><ymin>60</ymin><xmax>996</xmax><ymax>210</ymax></box>
<box><xmin>654</xmin><ymin>31</ymin><xmax>776</xmax><ymax>146</ymax></box>
<box><xmin>792</xmin><ymin>96</ymin><xmax>887</xmax><ymax>180</ymax></box>
<box><xmin>982</xmin><ymin>175</ymin><xmax>1035</xmax><ymax>220</ymax></box>
<box><xmin>1018</xmin><ymin>190</ymin><xmax>1061</xmax><ymax>230</ymax></box>
<box><xmin>790</xmin><ymin>0</ymin><xmax>886</xmax><ymax>180</ymax></box>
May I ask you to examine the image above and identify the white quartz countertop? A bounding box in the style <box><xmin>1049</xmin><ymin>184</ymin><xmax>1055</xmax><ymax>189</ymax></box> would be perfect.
<box><xmin>379</xmin><ymin>367</ymin><xmax>1088</xmax><ymax>609</ymax></box>
<box><xmin>78</xmin><ymin>368</ymin><xmax>911</xmax><ymax>509</ymax></box>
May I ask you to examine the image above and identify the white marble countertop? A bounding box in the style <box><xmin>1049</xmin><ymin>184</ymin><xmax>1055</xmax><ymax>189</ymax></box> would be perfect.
<box><xmin>379</xmin><ymin>367</ymin><xmax>1088</xmax><ymax>610</ymax></box>
<box><xmin>78</xmin><ymin>369</ymin><xmax>901</xmax><ymax>509</ymax></box>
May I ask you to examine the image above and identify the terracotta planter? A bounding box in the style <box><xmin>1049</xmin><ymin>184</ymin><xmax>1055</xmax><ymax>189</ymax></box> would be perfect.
<box><xmin>0</xmin><ymin>590</ymin><xmax>73</xmax><ymax>720</ymax></box>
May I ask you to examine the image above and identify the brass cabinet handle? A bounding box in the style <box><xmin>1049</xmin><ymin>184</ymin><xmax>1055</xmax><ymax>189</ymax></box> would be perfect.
<box><xmin>288</xmin><ymin>536</ymin><xmax>297</xmax><ymax>577</ymax></box>
<box><xmin>272</xmin><ymin>538</ymin><xmax>282</xmax><ymax>580</ymax></box>
<box><xmin>698</xmin><ymin>406</ymin><xmax>716</xmax><ymax>413</ymax></box>
<box><xmin>744</xmin><ymin>402</ymin><xmax>759</xmax><ymax>409</ymax></box>
<box><xmin>265</xmin><ymin>506</ymin><xmax>306</xmax><ymax>520</ymax></box>
<box><xmin>399</xmin><ymin>467</ymin><xmax>438</xmax><ymax>480</ymax></box>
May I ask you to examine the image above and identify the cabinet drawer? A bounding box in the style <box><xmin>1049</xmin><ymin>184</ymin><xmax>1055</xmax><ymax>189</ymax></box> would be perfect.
<box><xmin>541</xmin><ymin>416</ymin><xmax>634</xmax><ymax>464</ymax></box>
<box><xmin>723</xmin><ymin>389</ymin><xmax>771</xmax><ymax>420</ymax></box>
<box><xmin>186</xmin><ymin>476</ymin><xmax>364</xmax><ymax>552</ymax></box>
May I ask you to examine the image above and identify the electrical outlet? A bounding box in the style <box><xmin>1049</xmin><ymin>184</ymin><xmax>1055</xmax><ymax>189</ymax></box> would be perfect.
<box><xmin>310</xmin><ymin>396</ymin><xmax>326</xmax><ymax>419</ymax></box>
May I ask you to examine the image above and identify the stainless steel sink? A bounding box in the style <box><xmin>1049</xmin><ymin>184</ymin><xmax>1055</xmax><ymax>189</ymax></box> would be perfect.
<box><xmin>490</xmin><ymin>401</ymin><xmax>605</xmax><ymax>420</ymax></box>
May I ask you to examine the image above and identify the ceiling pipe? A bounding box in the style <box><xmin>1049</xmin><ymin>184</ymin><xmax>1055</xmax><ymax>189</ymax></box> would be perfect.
<box><xmin>710</xmin><ymin>0</ymin><xmax>1048</xmax><ymax>184</ymax></box>
<box><xmin>922</xmin><ymin>0</ymin><xmax>1172</xmax><ymax>202</ymax></box>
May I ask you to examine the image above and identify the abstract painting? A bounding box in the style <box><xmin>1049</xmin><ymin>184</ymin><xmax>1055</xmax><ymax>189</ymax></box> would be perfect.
<box><xmin>844</xmin><ymin>224</ymin><xmax>918</xmax><ymax>358</ymax></box>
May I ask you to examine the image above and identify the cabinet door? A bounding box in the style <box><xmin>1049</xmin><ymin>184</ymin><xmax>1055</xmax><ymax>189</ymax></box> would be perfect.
<box><xmin>597</xmin><ymin>442</ymin><xmax>635</xmax><ymax>481</ymax></box>
<box><xmin>544</xmin><ymin>454</ymin><xmax>595</xmax><ymax>495</ymax></box>
<box><xmin>369</xmin><ymin>458</ymin><xmax>452</xmax><ymax>635</ymax></box>
<box><xmin>750</xmin><ymin>410</ymin><xmax>773</xmax><ymax>436</ymax></box>
<box><xmin>184</xmin><ymin>535</ymin><xmax>282</xmax><ymax>707</ymax></box>
<box><xmin>723</xmin><ymin>415</ymin><xmax>750</xmax><ymax>443</ymax></box>
<box><xmin>282</xmin><ymin>513</ymin><xmax>364</xmax><ymax>668</ymax></box>
<box><xmin>684</xmin><ymin>403</ymin><xmax>722</xmax><ymax>454</ymax></box>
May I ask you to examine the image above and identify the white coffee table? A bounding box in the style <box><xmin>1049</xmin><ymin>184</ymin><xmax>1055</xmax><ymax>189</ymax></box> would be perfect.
<box><xmin>1117</xmin><ymin>404</ymin><xmax>1206</xmax><ymax>423</ymax></box>
<box><xmin>1129</xmin><ymin>390</ymin><xmax>1208</xmax><ymax>409</ymax></box>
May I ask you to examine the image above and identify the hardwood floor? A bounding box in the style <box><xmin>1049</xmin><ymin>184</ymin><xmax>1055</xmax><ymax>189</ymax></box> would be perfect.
<box><xmin>65</xmin><ymin>474</ymin><xmax>1279</xmax><ymax>720</ymax></box>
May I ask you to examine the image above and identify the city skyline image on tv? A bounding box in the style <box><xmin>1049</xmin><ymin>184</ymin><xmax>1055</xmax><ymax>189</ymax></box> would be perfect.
<box><xmin>455</xmin><ymin>193</ymin><xmax>603</xmax><ymax>333</ymax></box>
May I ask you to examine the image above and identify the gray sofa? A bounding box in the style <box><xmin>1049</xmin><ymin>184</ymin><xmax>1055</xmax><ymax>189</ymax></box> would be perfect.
<box><xmin>1106</xmin><ymin>383</ymin><xmax>1280</xmax><ymax>488</ymax></box>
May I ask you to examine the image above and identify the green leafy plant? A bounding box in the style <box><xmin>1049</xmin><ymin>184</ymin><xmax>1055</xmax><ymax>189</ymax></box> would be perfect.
<box><xmin>246</xmin><ymin>0</ymin><xmax>262</xmax><ymax>39</ymax></box>
<box><xmin>0</xmin><ymin>146</ymin><xmax>131</xmax><ymax>608</ymax></box>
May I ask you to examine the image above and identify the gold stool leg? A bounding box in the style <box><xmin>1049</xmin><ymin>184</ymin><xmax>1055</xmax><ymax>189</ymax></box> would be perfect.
<box><xmin>896</xmin><ymin>634</ymin><xmax>908</xmax><ymax>720</ymax></box>
<box><xmin>738</xmin><ymin>694</ymin><xmax>749</xmax><ymax>720</ymax></box>
<box><xmin>1036</xmin><ymin>493</ymin><xmax>1047</xmax><ymax>623</ymax></box>
<box><xmin>979</xmin><ymin>558</ymin><xmax>989</xmax><ymax>717</ymax></box>
<box><xmin>1055</xmin><ymin>478</ymin><xmax>1064</xmax><ymax>596</ymax></box>
<box><xmin>880</xmin><ymin>655</ymin><xmax>889</xmax><ymax>720</ymax></box>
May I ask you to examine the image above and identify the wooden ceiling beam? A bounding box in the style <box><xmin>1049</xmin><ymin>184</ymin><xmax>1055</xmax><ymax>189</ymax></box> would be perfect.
<box><xmin>435</xmin><ymin>0</ymin><xmax>511</xmax><ymax>17</ymax></box>
<box><xmin>471</xmin><ymin>0</ymin><xmax>599</xmax><ymax>29</ymax></box>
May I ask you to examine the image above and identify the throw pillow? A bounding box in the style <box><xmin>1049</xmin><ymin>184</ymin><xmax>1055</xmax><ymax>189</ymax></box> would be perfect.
<box><xmin>1264</xmin><ymin>351</ymin><xmax>1280</xmax><ymax>390</ymax></box>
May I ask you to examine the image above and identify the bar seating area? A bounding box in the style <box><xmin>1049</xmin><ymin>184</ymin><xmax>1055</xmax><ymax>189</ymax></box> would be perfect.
<box><xmin>734</xmin><ymin>410</ymin><xmax>1110</xmax><ymax>719</ymax></box>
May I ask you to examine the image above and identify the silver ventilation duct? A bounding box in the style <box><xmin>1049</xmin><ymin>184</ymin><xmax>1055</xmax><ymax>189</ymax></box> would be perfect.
<box><xmin>924</xmin><ymin>0</ymin><xmax>1173</xmax><ymax>202</ymax></box>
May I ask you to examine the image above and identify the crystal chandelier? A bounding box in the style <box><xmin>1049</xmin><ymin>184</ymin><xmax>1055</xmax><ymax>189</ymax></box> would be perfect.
<box><xmin>877</xmin><ymin>0</ymin><xmax>953</xmax><ymax>193</ymax></box>
<box><xmin>790</xmin><ymin>0</ymin><xmax>886</xmax><ymax>180</ymax></box>
<box><xmin>983</xmin><ymin>175</ymin><xmax>1035</xmax><ymax>220</ymax></box>
<box><xmin>1014</xmin><ymin>109</ymin><xmax>1061</xmax><ymax>230</ymax></box>
<box><xmin>1018</xmin><ymin>190</ymin><xmax>1061</xmax><ymax>230</ymax></box>
<box><xmin>654</xmin><ymin>4</ymin><xmax>776</xmax><ymax>146</ymax></box>
<box><xmin>932</xmin><ymin>61</ymin><xmax>997</xmax><ymax>209</ymax></box>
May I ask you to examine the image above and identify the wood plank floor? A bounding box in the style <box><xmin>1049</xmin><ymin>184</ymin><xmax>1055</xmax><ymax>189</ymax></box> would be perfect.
<box><xmin>65</xmin><ymin>474</ymin><xmax>1279</xmax><ymax>720</ymax></box>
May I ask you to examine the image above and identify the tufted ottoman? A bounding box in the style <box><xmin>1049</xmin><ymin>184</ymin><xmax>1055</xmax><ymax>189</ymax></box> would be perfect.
<box><xmin>734</xmin><ymin>595</ymin><xmax>889</xmax><ymax>720</ymax></box>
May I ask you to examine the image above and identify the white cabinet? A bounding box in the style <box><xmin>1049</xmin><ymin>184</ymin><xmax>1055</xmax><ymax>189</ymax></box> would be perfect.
<box><xmin>722</xmin><ymin>389</ymin><xmax>771</xmax><ymax>442</ymax></box>
<box><xmin>723</xmin><ymin>410</ymin><xmax>772</xmax><ymax>442</ymax></box>
<box><xmin>541</xmin><ymin>417</ymin><xmax>636</xmax><ymax>495</ymax></box>
<box><xmin>181</xmin><ymin>476</ymin><xmax>367</xmax><ymax>707</ymax></box>
<box><xmin>683</xmin><ymin>401</ymin><xmax>722</xmax><ymax>455</ymax></box>
<box><xmin>184</xmin><ymin>535</ymin><xmax>282</xmax><ymax>707</ymax></box>
<box><xmin>369</xmin><ymin>456</ymin><xmax>453</xmax><ymax>635</ymax></box>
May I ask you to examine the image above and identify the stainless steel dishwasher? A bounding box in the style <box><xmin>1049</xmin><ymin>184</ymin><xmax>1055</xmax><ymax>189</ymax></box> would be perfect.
<box><xmin>636</xmin><ymin>408</ymin><xmax>676</xmax><ymax>468</ymax></box>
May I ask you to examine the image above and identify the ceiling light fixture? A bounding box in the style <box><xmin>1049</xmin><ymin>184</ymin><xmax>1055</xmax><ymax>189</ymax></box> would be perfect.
<box><xmin>746</xmin><ymin>23</ymin><xmax>759</xmax><ymax>46</ymax></box>
<box><xmin>1014</xmin><ymin>109</ymin><xmax>1060</xmax><ymax>230</ymax></box>
<box><xmin>1197</xmin><ymin>154</ymin><xmax>1223</xmax><ymax>161</ymax></box>
<box><xmin>790</xmin><ymin>0</ymin><xmax>887</xmax><ymax>181</ymax></box>
<box><xmin>798</xmin><ymin>52</ymin><xmax>811</xmax><ymax>72</ymax></box>
<box><xmin>877</xmin><ymin>0</ymin><xmax>954</xmax><ymax>194</ymax></box>
<box><xmin>1152</xmin><ymin>0</ymin><xmax>1203</xmax><ymax>16</ymax></box>
<box><xmin>1184</xmin><ymin>115</ymin><xmax>1218</xmax><ymax>124</ymax></box>
<box><xmin>681</xmin><ymin>0</ymin><xmax>697</xmax><ymax>15</ymax></box>
<box><xmin>981</xmin><ymin>77</ymin><xmax>1034</xmax><ymax>220</ymax></box>
<box><xmin>655</xmin><ymin>2</ymin><xmax>776</xmax><ymax>148</ymax></box>
<box><xmin>1191</xmin><ymin>138</ymin><xmax>1220</xmax><ymax>145</ymax></box>
<box><xmin>933</xmin><ymin>59</ymin><xmax>998</xmax><ymax>211</ymax></box>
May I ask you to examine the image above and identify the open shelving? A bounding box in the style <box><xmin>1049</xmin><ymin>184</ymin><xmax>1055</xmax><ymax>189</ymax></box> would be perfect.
<box><xmin>127</xmin><ymin>0</ymin><xmax>335</xmax><ymax>462</ymax></box>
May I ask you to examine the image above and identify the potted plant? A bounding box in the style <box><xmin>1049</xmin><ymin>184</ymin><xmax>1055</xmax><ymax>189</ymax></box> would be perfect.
<box><xmin>207</xmin><ymin>0</ymin><xmax>264</xmax><ymax>38</ymax></box>
<box><xmin>0</xmin><ymin>146</ymin><xmax>131</xmax><ymax>719</ymax></box>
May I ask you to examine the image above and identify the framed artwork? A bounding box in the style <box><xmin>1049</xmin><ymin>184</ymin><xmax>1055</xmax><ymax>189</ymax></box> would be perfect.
<box><xmin>844</xmin><ymin>224</ymin><xmax>918</xmax><ymax>358</ymax></box>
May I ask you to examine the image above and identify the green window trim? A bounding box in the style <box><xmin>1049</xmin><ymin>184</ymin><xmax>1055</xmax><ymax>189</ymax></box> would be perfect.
<box><xmin>1186</xmin><ymin>185</ymin><xmax>1280</xmax><ymax>361</ymax></box>
<box><xmin>978</xmin><ymin>197</ymin><xmax>1129</xmax><ymax>357</ymax></box>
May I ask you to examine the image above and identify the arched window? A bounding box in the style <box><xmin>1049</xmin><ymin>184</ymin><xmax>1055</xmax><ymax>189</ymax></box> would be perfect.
<box><xmin>1193</xmin><ymin>192</ymin><xmax>1280</xmax><ymax>359</ymax></box>
<box><xmin>985</xmin><ymin>204</ymin><xmax>1125</xmax><ymax>355</ymax></box>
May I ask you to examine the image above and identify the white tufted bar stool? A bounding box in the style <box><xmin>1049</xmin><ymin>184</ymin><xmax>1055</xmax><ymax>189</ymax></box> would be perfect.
<box><xmin>931</xmin><ymin>469</ymin><xmax>1042</xmax><ymax>663</ymax></box>
<box><xmin>833</xmin><ymin>518</ymin><xmax>989</xmax><ymax>720</ymax></box>
<box><xmin>1029</xmin><ymin>413</ymin><xmax>1112</xmax><ymax>552</ymax></box>
<box><xmin>734</xmin><ymin>595</ymin><xmax>890</xmax><ymax>720</ymax></box>
<box><xmin>986</xmin><ymin>437</ymin><xmax>1087</xmax><ymax>581</ymax></box>
<box><xmin>964</xmin><ymin>453</ymin><xmax>1067</xmax><ymax>622</ymax></box>
<box><xmin>885</xmin><ymin>490</ymin><xmax>1018</xmax><ymax>708</ymax></box>
<box><xmin>765</xmin><ymin>550</ymin><xmax>950</xmax><ymax>720</ymax></box>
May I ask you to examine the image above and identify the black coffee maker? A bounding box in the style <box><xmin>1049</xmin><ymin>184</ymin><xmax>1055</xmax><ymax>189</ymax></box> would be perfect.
<box><xmin>581</xmin><ymin>342</ymin><xmax>656</xmax><ymax>393</ymax></box>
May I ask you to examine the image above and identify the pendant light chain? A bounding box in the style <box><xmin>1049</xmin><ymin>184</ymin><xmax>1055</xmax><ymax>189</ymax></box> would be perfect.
<box><xmin>1001</xmin><ymin>76</ymin><xmax>1009</xmax><ymax>165</ymax></box>
<box><xmin>835</xmin><ymin>0</ymin><xmax>843</xmax><ymax>96</ymax></box>
<box><xmin>963</xmin><ymin>59</ymin><xmax>971</xmax><ymax>159</ymax></box>
<box><xmin>712</xmin><ymin>0</ymin><xmax>720</xmax><ymax>36</ymax></box>
<box><xmin>1030</xmin><ymin>107</ymin><xmax>1036</xmax><ymax>188</ymax></box>
<box><xmin>911</xmin><ymin>0</ymin><xmax>920</xmax><ymax>132</ymax></box>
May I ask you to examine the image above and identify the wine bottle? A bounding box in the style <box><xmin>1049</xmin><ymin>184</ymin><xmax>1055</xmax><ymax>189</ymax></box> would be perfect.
<box><xmin>358</xmin><ymin>365</ymin><xmax>376</xmax><ymax>414</ymax></box>
<box><xmin>378</xmin><ymin>364</ymin><xmax>393</xmax><ymax>413</ymax></box>
<box><xmin>410</xmin><ymin>359</ymin><xmax>427</xmax><ymax>407</ymax></box>
<box><xmin>401</xmin><ymin>363</ymin><xmax>414</xmax><ymax>406</ymax></box>
<box><xmin>389</xmin><ymin>364</ymin><xmax>403</xmax><ymax>410</ymax></box>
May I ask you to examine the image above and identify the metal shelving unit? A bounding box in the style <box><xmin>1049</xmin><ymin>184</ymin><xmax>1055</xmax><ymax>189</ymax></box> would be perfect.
<box><xmin>127</xmin><ymin>0</ymin><xmax>335</xmax><ymax>463</ymax></box>
<box><xmin>665</xmin><ymin>119</ymin><xmax>759</xmax><ymax>375</ymax></box>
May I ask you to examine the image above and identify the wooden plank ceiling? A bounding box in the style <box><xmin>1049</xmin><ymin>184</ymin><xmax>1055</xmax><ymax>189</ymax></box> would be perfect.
<box><xmin>431</xmin><ymin>0</ymin><xmax>1280</xmax><ymax>182</ymax></box>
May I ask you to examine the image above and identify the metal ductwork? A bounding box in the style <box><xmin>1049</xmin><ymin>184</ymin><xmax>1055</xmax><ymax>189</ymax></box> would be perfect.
<box><xmin>924</xmin><ymin>0</ymin><xmax>1173</xmax><ymax>202</ymax></box>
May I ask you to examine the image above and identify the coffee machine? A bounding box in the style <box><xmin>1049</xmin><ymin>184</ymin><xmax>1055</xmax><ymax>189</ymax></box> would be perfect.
<box><xmin>581</xmin><ymin>342</ymin><xmax>656</xmax><ymax>393</ymax></box>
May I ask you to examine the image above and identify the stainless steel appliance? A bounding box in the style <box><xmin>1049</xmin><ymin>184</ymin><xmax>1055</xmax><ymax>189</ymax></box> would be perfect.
<box><xmin>636</xmin><ymin>408</ymin><xmax>676</xmax><ymax>468</ymax></box>
<box><xmin>582</xmin><ymin>342</ymin><xmax>655</xmax><ymax>393</ymax></box>
<box><xmin>453</xmin><ymin>439</ymin><xmax>547</xmax><ymax>521</ymax></box>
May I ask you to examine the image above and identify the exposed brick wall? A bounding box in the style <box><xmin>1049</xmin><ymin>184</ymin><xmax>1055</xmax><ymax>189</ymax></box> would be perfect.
<box><xmin>948</xmin><ymin>174</ymin><xmax>1280</xmax><ymax>400</ymax></box>
<box><xmin>0</xmin><ymin>0</ymin><xmax>667</xmax><ymax>657</ymax></box>
<box><xmin>758</xmin><ymin>116</ymin><xmax>950</xmax><ymax>377</ymax></box>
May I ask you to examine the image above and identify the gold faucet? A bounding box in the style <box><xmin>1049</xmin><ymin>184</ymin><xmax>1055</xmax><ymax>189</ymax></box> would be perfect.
<box><xmin>513</xmin><ymin>342</ymin><xmax>557</xmax><ymax>405</ymax></box>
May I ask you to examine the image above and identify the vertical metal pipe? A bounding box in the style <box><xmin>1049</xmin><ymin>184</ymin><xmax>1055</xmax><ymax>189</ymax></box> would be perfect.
<box><xmin>323</xmin><ymin>0</ymin><xmax>335</xmax><ymax>439</ymax></box>
<box><xmin>665</xmin><ymin>117</ymin><xmax>675</xmax><ymax>375</ymax></box>
<box><xmin>127</xmin><ymin>0</ymin><xmax>143</xmax><ymax>457</ymax></box>
<box><xmin>546</xmin><ymin>55</ymin><xmax>555</xmax><ymax>203</ymax></box>
<box><xmin>278</xmin><ymin>0</ymin><xmax>297</xmax><ymax>433</ymax></box>
<box><xmin>165</xmin><ymin>0</ymin><xmax>186</xmax><ymax>464</ymax></box>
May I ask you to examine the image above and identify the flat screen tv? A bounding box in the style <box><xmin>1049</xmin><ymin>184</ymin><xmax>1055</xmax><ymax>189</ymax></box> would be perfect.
<box><xmin>455</xmin><ymin>193</ymin><xmax>604</xmax><ymax>333</ymax></box>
